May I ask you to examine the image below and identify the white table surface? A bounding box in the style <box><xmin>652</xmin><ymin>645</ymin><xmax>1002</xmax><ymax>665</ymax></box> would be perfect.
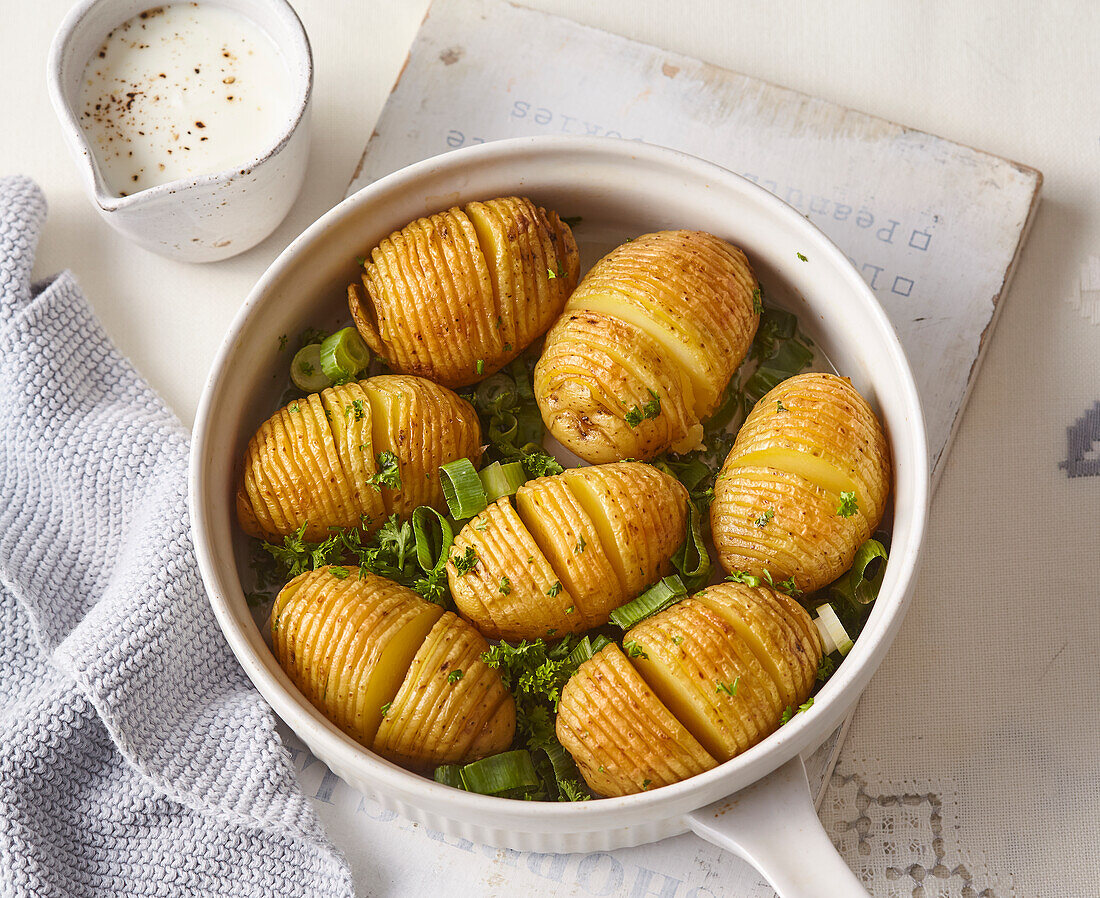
<box><xmin>3</xmin><ymin>2</ymin><xmax>1099</xmax><ymax>895</ymax></box>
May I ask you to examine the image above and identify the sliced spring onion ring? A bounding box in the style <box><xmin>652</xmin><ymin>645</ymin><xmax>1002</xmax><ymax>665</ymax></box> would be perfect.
<box><xmin>543</xmin><ymin>739</ymin><xmax>588</xmax><ymax>799</ymax></box>
<box><xmin>474</xmin><ymin>373</ymin><xmax>517</xmax><ymax>414</ymax></box>
<box><xmin>609</xmin><ymin>575</ymin><xmax>688</xmax><ymax>629</ymax></box>
<box><xmin>290</xmin><ymin>343</ymin><xmax>330</xmax><ymax>392</ymax></box>
<box><xmin>479</xmin><ymin>461</ymin><xmax>527</xmax><ymax>503</ymax></box>
<box><xmin>439</xmin><ymin>458</ymin><xmax>488</xmax><ymax>520</ymax></box>
<box><xmin>830</xmin><ymin>538</ymin><xmax>888</xmax><ymax>606</ymax></box>
<box><xmin>488</xmin><ymin>412</ymin><xmax>519</xmax><ymax>449</ymax></box>
<box><xmin>672</xmin><ymin>501</ymin><xmax>711</xmax><ymax>590</ymax></box>
<box><xmin>319</xmin><ymin>327</ymin><xmax>371</xmax><ymax>384</ymax></box>
<box><xmin>813</xmin><ymin>603</ymin><xmax>854</xmax><ymax>656</ymax></box>
<box><xmin>563</xmin><ymin>634</ymin><xmax>612</xmax><ymax>669</ymax></box>
<box><xmin>411</xmin><ymin>506</ymin><xmax>454</xmax><ymax>575</ymax></box>
<box><xmin>460</xmin><ymin>749</ymin><xmax>540</xmax><ymax>795</ymax></box>
<box><xmin>433</xmin><ymin>765</ymin><xmax>466</xmax><ymax>790</ymax></box>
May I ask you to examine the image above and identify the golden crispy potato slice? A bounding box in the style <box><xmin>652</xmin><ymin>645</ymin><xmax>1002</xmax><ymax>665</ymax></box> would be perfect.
<box><xmin>448</xmin><ymin>463</ymin><xmax>687</xmax><ymax>640</ymax></box>
<box><xmin>349</xmin><ymin>197</ymin><xmax>579</xmax><ymax>388</ymax></box>
<box><xmin>557</xmin><ymin>644</ymin><xmax>717</xmax><ymax>796</ymax></box>
<box><xmin>562</xmin><ymin>463</ymin><xmax>688</xmax><ymax>598</ymax></box>
<box><xmin>514</xmin><ymin>473</ymin><xmax>625</xmax><ymax>628</ymax></box>
<box><xmin>695</xmin><ymin>583</ymin><xmax>823</xmax><ymax>709</ymax></box>
<box><xmin>361</xmin><ymin>375</ymin><xmax>481</xmax><ymax>519</ymax></box>
<box><xmin>535</xmin><ymin>310</ymin><xmax>699</xmax><ymax>463</ymax></box>
<box><xmin>270</xmin><ymin>569</ymin><xmax>444</xmax><ymax>747</ymax></box>
<box><xmin>535</xmin><ymin>230</ymin><xmax>759</xmax><ymax>462</ymax></box>
<box><xmin>626</xmin><ymin>598</ymin><xmax>783</xmax><ymax>762</ymax></box>
<box><xmin>711</xmin><ymin>372</ymin><xmax>891</xmax><ymax>592</ymax></box>
<box><xmin>447</xmin><ymin>498</ymin><xmax>581</xmax><ymax>641</ymax></box>
<box><xmin>373</xmin><ymin>612</ymin><xmax>515</xmax><ymax>769</ymax></box>
<box><xmin>236</xmin><ymin>376</ymin><xmax>480</xmax><ymax>541</ymax></box>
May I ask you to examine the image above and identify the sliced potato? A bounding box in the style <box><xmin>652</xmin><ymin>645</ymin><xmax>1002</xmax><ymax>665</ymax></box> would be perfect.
<box><xmin>556</xmin><ymin>644</ymin><xmax>717</xmax><ymax>797</ymax></box>
<box><xmin>237</xmin><ymin>375</ymin><xmax>480</xmax><ymax>541</ymax></box>
<box><xmin>447</xmin><ymin>498</ymin><xmax>581</xmax><ymax>641</ymax></box>
<box><xmin>373</xmin><ymin>612</ymin><xmax>515</xmax><ymax>769</ymax></box>
<box><xmin>349</xmin><ymin>196</ymin><xmax>579</xmax><ymax>388</ymax></box>
<box><xmin>711</xmin><ymin>372</ymin><xmax>891</xmax><ymax>592</ymax></box>
<box><xmin>447</xmin><ymin>463</ymin><xmax>688</xmax><ymax>640</ymax></box>
<box><xmin>626</xmin><ymin>598</ymin><xmax>782</xmax><ymax>762</ymax></box>
<box><xmin>535</xmin><ymin>230</ymin><xmax>759</xmax><ymax>462</ymax></box>
<box><xmin>270</xmin><ymin>569</ymin><xmax>444</xmax><ymax>747</ymax></box>
<box><xmin>695</xmin><ymin>583</ymin><xmax>823</xmax><ymax>710</ymax></box>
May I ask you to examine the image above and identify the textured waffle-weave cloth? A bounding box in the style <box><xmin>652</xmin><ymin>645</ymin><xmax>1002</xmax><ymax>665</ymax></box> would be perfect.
<box><xmin>0</xmin><ymin>176</ymin><xmax>354</xmax><ymax>897</ymax></box>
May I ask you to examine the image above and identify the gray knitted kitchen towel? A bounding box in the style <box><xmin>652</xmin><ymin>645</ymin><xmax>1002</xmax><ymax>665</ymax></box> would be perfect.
<box><xmin>0</xmin><ymin>176</ymin><xmax>355</xmax><ymax>897</ymax></box>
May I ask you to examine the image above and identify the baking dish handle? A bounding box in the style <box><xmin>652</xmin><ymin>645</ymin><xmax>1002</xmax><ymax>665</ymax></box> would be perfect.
<box><xmin>685</xmin><ymin>754</ymin><xmax>870</xmax><ymax>897</ymax></box>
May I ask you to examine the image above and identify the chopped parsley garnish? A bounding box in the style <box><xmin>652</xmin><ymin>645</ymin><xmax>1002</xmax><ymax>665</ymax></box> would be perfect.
<box><xmin>355</xmin><ymin>255</ymin><xmax>366</xmax><ymax>266</ymax></box>
<box><xmin>574</xmin><ymin>536</ymin><xmax>586</xmax><ymax>554</ymax></box>
<box><xmin>751</xmin><ymin>286</ymin><xmax>763</xmax><ymax>315</ymax></box>
<box><xmin>565</xmin><ymin>605</ymin><xmax>575</xmax><ymax>615</ymax></box>
<box><xmin>716</xmin><ymin>678</ymin><xmax>740</xmax><ymax>697</ymax></box>
<box><xmin>625</xmin><ymin>389</ymin><xmax>662</xmax><ymax>427</ymax></box>
<box><xmin>755</xmin><ymin>508</ymin><xmax>775</xmax><ymax>528</ymax></box>
<box><xmin>499</xmin><ymin>576</ymin><xmax>512</xmax><ymax>595</ymax></box>
<box><xmin>624</xmin><ymin>640</ymin><xmax>648</xmax><ymax>660</ymax></box>
<box><xmin>781</xmin><ymin>698</ymin><xmax>814</xmax><ymax>724</ymax></box>
<box><xmin>289</xmin><ymin>402</ymin><xmax>300</xmax><ymax>413</ymax></box>
<box><xmin>796</xmin><ymin>252</ymin><xmax>808</xmax><ymax>262</ymax></box>
<box><xmin>672</xmin><ymin>634</ymin><xmax>684</xmax><ymax>645</ymax></box>
<box><xmin>328</xmin><ymin>565</ymin><xmax>349</xmax><ymax>580</ymax></box>
<box><xmin>347</xmin><ymin>399</ymin><xmax>365</xmax><ymax>420</ymax></box>
<box><xmin>726</xmin><ymin>571</ymin><xmax>761</xmax><ymax>587</ymax></box>
<box><xmin>816</xmin><ymin>654</ymin><xmax>835</xmax><ymax>683</ymax></box>
<box><xmin>370</xmin><ymin>451</ymin><xmax>402</xmax><ymax>490</ymax></box>
<box><xmin>642</xmin><ymin>778</ymin><xmax>652</xmax><ymax>790</ymax></box>
<box><xmin>547</xmin><ymin>267</ymin><xmax>557</xmax><ymax>279</ymax></box>
<box><xmin>480</xmin><ymin>637</ymin><xmax>595</xmax><ymax>801</ymax></box>
<box><xmin>547</xmin><ymin>581</ymin><xmax>562</xmax><ymax>598</ymax></box>
<box><xmin>451</xmin><ymin>546</ymin><xmax>479</xmax><ymax>575</ymax></box>
<box><xmin>837</xmin><ymin>491</ymin><xmax>858</xmax><ymax>517</ymax></box>
<box><xmin>447</xmin><ymin>669</ymin><xmax>464</xmax><ymax>683</ymax></box>
<box><xmin>475</xmin><ymin>358</ymin><xmax>485</xmax><ymax>375</ymax></box>
<box><xmin>380</xmin><ymin>701</ymin><xmax>392</xmax><ymax>717</ymax></box>
<box><xmin>278</xmin><ymin>334</ymin><xmax>288</xmax><ymax>351</ymax></box>
<box><xmin>776</xmin><ymin>399</ymin><xmax>788</xmax><ymax>413</ymax></box>
<box><xmin>298</xmin><ymin>359</ymin><xmax>315</xmax><ymax>377</ymax></box>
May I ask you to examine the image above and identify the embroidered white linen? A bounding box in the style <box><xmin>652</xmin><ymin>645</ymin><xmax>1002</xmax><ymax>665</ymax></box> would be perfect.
<box><xmin>0</xmin><ymin>176</ymin><xmax>353</xmax><ymax>898</ymax></box>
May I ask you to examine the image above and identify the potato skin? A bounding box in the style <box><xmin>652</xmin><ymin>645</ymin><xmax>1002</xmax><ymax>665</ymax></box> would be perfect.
<box><xmin>556</xmin><ymin>644</ymin><xmax>717</xmax><ymax>797</ymax></box>
<box><xmin>270</xmin><ymin>569</ymin><xmax>444</xmax><ymax>748</ymax></box>
<box><xmin>373</xmin><ymin>612</ymin><xmax>515</xmax><ymax>769</ymax></box>
<box><xmin>710</xmin><ymin>372</ymin><xmax>891</xmax><ymax>593</ymax></box>
<box><xmin>348</xmin><ymin>196</ymin><xmax>579</xmax><ymax>388</ymax></box>
<box><xmin>446</xmin><ymin>462</ymin><xmax>688</xmax><ymax>641</ymax></box>
<box><xmin>535</xmin><ymin>230</ymin><xmax>759</xmax><ymax>462</ymax></box>
<box><xmin>237</xmin><ymin>375</ymin><xmax>480</xmax><ymax>541</ymax></box>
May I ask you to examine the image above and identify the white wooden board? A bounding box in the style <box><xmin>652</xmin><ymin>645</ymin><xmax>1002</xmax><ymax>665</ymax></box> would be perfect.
<box><xmin>295</xmin><ymin>0</ymin><xmax>1043</xmax><ymax>894</ymax></box>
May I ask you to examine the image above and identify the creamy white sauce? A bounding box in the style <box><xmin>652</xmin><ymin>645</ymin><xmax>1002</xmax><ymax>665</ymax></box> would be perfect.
<box><xmin>78</xmin><ymin>3</ymin><xmax>294</xmax><ymax>197</ymax></box>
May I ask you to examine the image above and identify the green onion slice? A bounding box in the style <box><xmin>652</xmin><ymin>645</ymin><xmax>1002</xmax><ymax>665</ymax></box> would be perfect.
<box><xmin>439</xmin><ymin>458</ymin><xmax>488</xmax><ymax>520</ymax></box>
<box><xmin>672</xmin><ymin>501</ymin><xmax>711</xmax><ymax>590</ymax></box>
<box><xmin>474</xmin><ymin>373</ymin><xmax>517</xmax><ymax>415</ymax></box>
<box><xmin>830</xmin><ymin>538</ymin><xmax>888</xmax><ymax>607</ymax></box>
<box><xmin>290</xmin><ymin>343</ymin><xmax>331</xmax><ymax>392</ymax></box>
<box><xmin>411</xmin><ymin>506</ymin><xmax>454</xmax><ymax>575</ymax></box>
<box><xmin>813</xmin><ymin>602</ymin><xmax>854</xmax><ymax>656</ymax></box>
<box><xmin>460</xmin><ymin>749</ymin><xmax>541</xmax><ymax>795</ymax></box>
<box><xmin>514</xmin><ymin>404</ymin><xmax>544</xmax><ymax>447</ymax></box>
<box><xmin>479</xmin><ymin>461</ymin><xmax>527</xmax><ymax>503</ymax></box>
<box><xmin>488</xmin><ymin>412</ymin><xmax>519</xmax><ymax>449</ymax></box>
<box><xmin>433</xmin><ymin>765</ymin><xmax>467</xmax><ymax>790</ymax></box>
<box><xmin>564</xmin><ymin>634</ymin><xmax>612</xmax><ymax>670</ymax></box>
<box><xmin>319</xmin><ymin>327</ymin><xmax>371</xmax><ymax>385</ymax></box>
<box><xmin>543</xmin><ymin>739</ymin><xmax>589</xmax><ymax>799</ymax></box>
<box><xmin>609</xmin><ymin>575</ymin><xmax>688</xmax><ymax>629</ymax></box>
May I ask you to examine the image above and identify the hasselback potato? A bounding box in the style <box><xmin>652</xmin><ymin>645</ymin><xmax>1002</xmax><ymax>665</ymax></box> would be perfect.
<box><xmin>558</xmin><ymin>583</ymin><xmax>821</xmax><ymax>795</ymax></box>
<box><xmin>710</xmin><ymin>372</ymin><xmax>891</xmax><ymax>593</ymax></box>
<box><xmin>556</xmin><ymin>644</ymin><xmax>717</xmax><ymax>797</ymax></box>
<box><xmin>237</xmin><ymin>374</ymin><xmax>480</xmax><ymax>541</ymax></box>
<box><xmin>348</xmin><ymin>196</ymin><xmax>580</xmax><ymax>389</ymax></box>
<box><xmin>534</xmin><ymin>230</ymin><xmax>760</xmax><ymax>463</ymax></box>
<box><xmin>271</xmin><ymin>569</ymin><xmax>515</xmax><ymax>764</ymax></box>
<box><xmin>446</xmin><ymin>462</ymin><xmax>688</xmax><ymax>641</ymax></box>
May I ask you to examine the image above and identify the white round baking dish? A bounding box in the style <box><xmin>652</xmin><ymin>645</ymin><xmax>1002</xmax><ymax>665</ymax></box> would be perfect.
<box><xmin>190</xmin><ymin>136</ymin><xmax>929</xmax><ymax>896</ymax></box>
